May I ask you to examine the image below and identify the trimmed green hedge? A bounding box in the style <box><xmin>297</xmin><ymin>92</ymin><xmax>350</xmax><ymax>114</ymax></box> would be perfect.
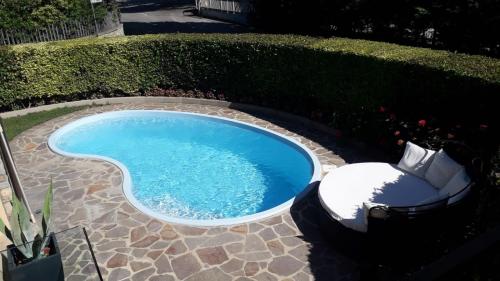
<box><xmin>0</xmin><ymin>34</ymin><xmax>499</xmax><ymax>127</ymax></box>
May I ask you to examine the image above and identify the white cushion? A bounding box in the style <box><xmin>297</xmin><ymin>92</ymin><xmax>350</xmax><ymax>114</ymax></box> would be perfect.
<box><xmin>439</xmin><ymin>167</ymin><xmax>471</xmax><ymax>204</ymax></box>
<box><xmin>397</xmin><ymin>141</ymin><xmax>436</xmax><ymax>178</ymax></box>
<box><xmin>424</xmin><ymin>149</ymin><xmax>464</xmax><ymax>189</ymax></box>
<box><xmin>319</xmin><ymin>163</ymin><xmax>439</xmax><ymax>232</ymax></box>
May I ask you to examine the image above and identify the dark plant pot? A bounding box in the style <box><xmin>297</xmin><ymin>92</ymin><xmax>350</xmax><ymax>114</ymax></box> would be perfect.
<box><xmin>6</xmin><ymin>233</ymin><xmax>64</xmax><ymax>281</ymax></box>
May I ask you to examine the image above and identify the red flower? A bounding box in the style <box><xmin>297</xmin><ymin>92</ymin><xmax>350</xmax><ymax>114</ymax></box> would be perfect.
<box><xmin>418</xmin><ymin>119</ymin><xmax>427</xmax><ymax>127</ymax></box>
<box><xmin>394</xmin><ymin>130</ymin><xmax>401</xmax><ymax>136</ymax></box>
<box><xmin>379</xmin><ymin>106</ymin><xmax>386</xmax><ymax>113</ymax></box>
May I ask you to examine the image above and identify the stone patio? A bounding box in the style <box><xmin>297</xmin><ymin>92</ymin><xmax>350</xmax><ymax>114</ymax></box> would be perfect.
<box><xmin>10</xmin><ymin>102</ymin><xmax>371</xmax><ymax>281</ymax></box>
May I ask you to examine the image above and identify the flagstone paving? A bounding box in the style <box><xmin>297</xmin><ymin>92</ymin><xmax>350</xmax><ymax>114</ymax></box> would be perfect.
<box><xmin>10</xmin><ymin>102</ymin><xmax>365</xmax><ymax>281</ymax></box>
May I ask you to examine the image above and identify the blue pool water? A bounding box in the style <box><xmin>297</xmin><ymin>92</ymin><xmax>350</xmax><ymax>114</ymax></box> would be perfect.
<box><xmin>50</xmin><ymin>111</ymin><xmax>318</xmax><ymax>223</ymax></box>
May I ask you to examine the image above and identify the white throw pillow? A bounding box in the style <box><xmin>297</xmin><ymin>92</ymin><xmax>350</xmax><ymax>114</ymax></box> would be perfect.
<box><xmin>397</xmin><ymin>141</ymin><xmax>436</xmax><ymax>178</ymax></box>
<box><xmin>424</xmin><ymin>149</ymin><xmax>464</xmax><ymax>189</ymax></box>
<box><xmin>439</xmin><ymin>167</ymin><xmax>471</xmax><ymax>203</ymax></box>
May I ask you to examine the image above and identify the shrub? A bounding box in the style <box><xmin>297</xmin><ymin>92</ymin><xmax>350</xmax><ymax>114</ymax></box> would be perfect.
<box><xmin>252</xmin><ymin>0</ymin><xmax>500</xmax><ymax>57</ymax></box>
<box><xmin>0</xmin><ymin>34</ymin><xmax>498</xmax><ymax>154</ymax></box>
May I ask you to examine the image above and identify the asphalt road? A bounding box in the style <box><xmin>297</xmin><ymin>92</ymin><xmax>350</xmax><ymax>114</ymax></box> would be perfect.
<box><xmin>118</xmin><ymin>0</ymin><xmax>248</xmax><ymax>35</ymax></box>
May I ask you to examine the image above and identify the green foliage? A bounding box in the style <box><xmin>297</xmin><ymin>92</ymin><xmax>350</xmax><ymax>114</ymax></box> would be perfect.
<box><xmin>0</xmin><ymin>182</ymin><xmax>53</xmax><ymax>260</ymax></box>
<box><xmin>252</xmin><ymin>0</ymin><xmax>500</xmax><ymax>57</ymax></box>
<box><xmin>0</xmin><ymin>0</ymin><xmax>113</xmax><ymax>29</ymax></box>
<box><xmin>2</xmin><ymin>106</ymin><xmax>87</xmax><ymax>141</ymax></box>
<box><xmin>0</xmin><ymin>34</ymin><xmax>498</xmax><ymax>145</ymax></box>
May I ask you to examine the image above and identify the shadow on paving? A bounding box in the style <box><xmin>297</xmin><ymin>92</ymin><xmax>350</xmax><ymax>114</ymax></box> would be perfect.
<box><xmin>229</xmin><ymin>105</ymin><xmax>391</xmax><ymax>165</ymax></box>
<box><xmin>290</xmin><ymin>186</ymin><xmax>361</xmax><ymax>281</ymax></box>
<box><xmin>123</xmin><ymin>21</ymin><xmax>248</xmax><ymax>35</ymax></box>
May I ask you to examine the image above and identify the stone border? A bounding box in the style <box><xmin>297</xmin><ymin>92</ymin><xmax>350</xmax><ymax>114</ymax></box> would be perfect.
<box><xmin>0</xmin><ymin>97</ymin><xmax>338</xmax><ymax>137</ymax></box>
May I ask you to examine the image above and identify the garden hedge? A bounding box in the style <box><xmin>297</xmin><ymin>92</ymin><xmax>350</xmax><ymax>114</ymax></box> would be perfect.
<box><xmin>0</xmin><ymin>33</ymin><xmax>498</xmax><ymax>130</ymax></box>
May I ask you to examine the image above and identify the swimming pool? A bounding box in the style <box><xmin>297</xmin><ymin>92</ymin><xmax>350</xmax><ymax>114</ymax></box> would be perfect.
<box><xmin>48</xmin><ymin>110</ymin><xmax>321</xmax><ymax>225</ymax></box>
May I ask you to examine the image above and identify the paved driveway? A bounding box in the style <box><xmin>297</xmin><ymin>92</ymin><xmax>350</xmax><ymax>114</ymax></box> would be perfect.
<box><xmin>118</xmin><ymin>0</ymin><xmax>248</xmax><ymax>35</ymax></box>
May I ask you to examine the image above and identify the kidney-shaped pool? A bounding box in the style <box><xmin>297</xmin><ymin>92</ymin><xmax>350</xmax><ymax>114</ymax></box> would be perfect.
<box><xmin>49</xmin><ymin>110</ymin><xmax>321</xmax><ymax>226</ymax></box>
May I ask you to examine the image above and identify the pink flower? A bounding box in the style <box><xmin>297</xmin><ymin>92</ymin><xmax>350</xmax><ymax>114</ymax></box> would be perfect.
<box><xmin>389</xmin><ymin>113</ymin><xmax>397</xmax><ymax>120</ymax></box>
<box><xmin>394</xmin><ymin>130</ymin><xmax>401</xmax><ymax>136</ymax></box>
<box><xmin>480</xmin><ymin>124</ymin><xmax>488</xmax><ymax>129</ymax></box>
<box><xmin>379</xmin><ymin>106</ymin><xmax>386</xmax><ymax>113</ymax></box>
<box><xmin>397</xmin><ymin>139</ymin><xmax>405</xmax><ymax>146</ymax></box>
<box><xmin>447</xmin><ymin>133</ymin><xmax>455</xmax><ymax>139</ymax></box>
<box><xmin>418</xmin><ymin>119</ymin><xmax>427</xmax><ymax>127</ymax></box>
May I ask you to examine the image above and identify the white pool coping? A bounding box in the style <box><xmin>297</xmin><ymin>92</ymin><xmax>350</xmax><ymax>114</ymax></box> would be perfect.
<box><xmin>48</xmin><ymin>110</ymin><xmax>322</xmax><ymax>226</ymax></box>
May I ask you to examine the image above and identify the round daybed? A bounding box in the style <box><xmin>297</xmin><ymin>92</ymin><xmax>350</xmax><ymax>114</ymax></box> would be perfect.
<box><xmin>318</xmin><ymin>141</ymin><xmax>481</xmax><ymax>249</ymax></box>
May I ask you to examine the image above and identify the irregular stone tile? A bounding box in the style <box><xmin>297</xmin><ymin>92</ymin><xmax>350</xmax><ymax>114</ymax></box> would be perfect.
<box><xmin>115</xmin><ymin>247</ymin><xmax>131</xmax><ymax>254</ymax></box>
<box><xmin>131</xmin><ymin>249</ymin><xmax>148</xmax><ymax>259</ymax></box>
<box><xmin>155</xmin><ymin>255</ymin><xmax>173</xmax><ymax>274</ymax></box>
<box><xmin>97</xmin><ymin>240</ymin><xmax>126</xmax><ymax>251</ymax></box>
<box><xmin>281</xmin><ymin>237</ymin><xmax>304</xmax><ymax>248</ymax></box>
<box><xmin>160</xmin><ymin>225</ymin><xmax>178</xmax><ymax>240</ymax></box>
<box><xmin>108</xmin><ymin>268</ymin><xmax>131</xmax><ymax>281</ymax></box>
<box><xmin>207</xmin><ymin>227</ymin><xmax>226</xmax><ymax>235</ymax></box>
<box><xmin>244</xmin><ymin>234</ymin><xmax>267</xmax><ymax>252</ymax></box>
<box><xmin>185</xmin><ymin>237</ymin><xmax>206</xmax><ymax>250</ymax></box>
<box><xmin>268</xmin><ymin>256</ymin><xmax>304</xmax><ymax>276</ymax></box>
<box><xmin>258</xmin><ymin>228</ymin><xmax>277</xmax><ymax>241</ymax></box>
<box><xmin>235</xmin><ymin>252</ymin><xmax>272</xmax><ymax>262</ymax></box>
<box><xmin>105</xmin><ymin>226</ymin><xmax>129</xmax><ymax>238</ymax></box>
<box><xmin>132</xmin><ymin>268</ymin><xmax>155</xmax><ymax>281</ymax></box>
<box><xmin>196</xmin><ymin>246</ymin><xmax>229</xmax><ymax>265</ymax></box>
<box><xmin>120</xmin><ymin>203</ymin><xmax>137</xmax><ymax>214</ymax></box>
<box><xmin>221</xmin><ymin>258</ymin><xmax>244</xmax><ymax>273</ymax></box>
<box><xmin>146</xmin><ymin>250</ymin><xmax>164</xmax><ymax>261</ymax></box>
<box><xmin>230</xmin><ymin>224</ymin><xmax>248</xmax><ymax>234</ymax></box>
<box><xmin>94</xmin><ymin>211</ymin><xmax>116</xmax><ymax>224</ymax></box>
<box><xmin>267</xmin><ymin>240</ymin><xmax>285</xmax><ymax>256</ymax></box>
<box><xmin>165</xmin><ymin>240</ymin><xmax>187</xmax><ymax>255</ymax></box>
<box><xmin>273</xmin><ymin>223</ymin><xmax>296</xmax><ymax>236</ymax></box>
<box><xmin>174</xmin><ymin>225</ymin><xmax>207</xmax><ymax>236</ymax></box>
<box><xmin>202</xmin><ymin>233</ymin><xmax>243</xmax><ymax>247</ymax></box>
<box><xmin>261</xmin><ymin>216</ymin><xmax>282</xmax><ymax>226</ymax></box>
<box><xmin>149</xmin><ymin>274</ymin><xmax>175</xmax><ymax>281</ymax></box>
<box><xmin>244</xmin><ymin>262</ymin><xmax>259</xmax><ymax>276</ymax></box>
<box><xmin>283</xmin><ymin>214</ymin><xmax>297</xmax><ymax>228</ymax></box>
<box><xmin>131</xmin><ymin>235</ymin><xmax>159</xmax><ymax>248</ymax></box>
<box><xmin>147</xmin><ymin>220</ymin><xmax>163</xmax><ymax>232</ymax></box>
<box><xmin>150</xmin><ymin>240</ymin><xmax>170</xmax><ymax>250</ymax></box>
<box><xmin>130</xmin><ymin>261</ymin><xmax>150</xmax><ymax>272</ymax></box>
<box><xmin>106</xmin><ymin>253</ymin><xmax>128</xmax><ymax>268</ymax></box>
<box><xmin>68</xmin><ymin>208</ymin><xmax>87</xmax><ymax>222</ymax></box>
<box><xmin>293</xmin><ymin>271</ymin><xmax>311</xmax><ymax>281</ymax></box>
<box><xmin>235</xmin><ymin>278</ymin><xmax>253</xmax><ymax>281</ymax></box>
<box><xmin>254</xmin><ymin>272</ymin><xmax>279</xmax><ymax>281</ymax></box>
<box><xmin>171</xmin><ymin>253</ymin><xmax>201</xmax><ymax>280</ymax></box>
<box><xmin>223</xmin><ymin>243</ymin><xmax>242</xmax><ymax>255</ymax></box>
<box><xmin>289</xmin><ymin>245</ymin><xmax>310</xmax><ymax>262</ymax></box>
<box><xmin>185</xmin><ymin>268</ymin><xmax>232</xmax><ymax>281</ymax></box>
<box><xmin>67</xmin><ymin>275</ymin><xmax>86</xmax><ymax>281</ymax></box>
<box><xmin>249</xmin><ymin>223</ymin><xmax>265</xmax><ymax>233</ymax></box>
<box><xmin>87</xmin><ymin>183</ymin><xmax>107</xmax><ymax>195</ymax></box>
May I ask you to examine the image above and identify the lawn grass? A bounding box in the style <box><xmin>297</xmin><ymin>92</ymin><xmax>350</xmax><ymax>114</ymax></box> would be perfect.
<box><xmin>2</xmin><ymin>106</ymin><xmax>87</xmax><ymax>141</ymax></box>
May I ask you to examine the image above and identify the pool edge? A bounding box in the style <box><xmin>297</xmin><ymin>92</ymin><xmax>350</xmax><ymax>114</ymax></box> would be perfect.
<box><xmin>48</xmin><ymin>109</ymin><xmax>323</xmax><ymax>227</ymax></box>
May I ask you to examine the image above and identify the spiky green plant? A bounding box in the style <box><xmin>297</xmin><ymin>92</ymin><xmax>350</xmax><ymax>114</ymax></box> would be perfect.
<box><xmin>0</xmin><ymin>181</ymin><xmax>53</xmax><ymax>260</ymax></box>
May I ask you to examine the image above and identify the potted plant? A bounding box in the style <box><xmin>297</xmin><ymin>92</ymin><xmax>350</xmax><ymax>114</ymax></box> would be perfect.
<box><xmin>0</xmin><ymin>182</ymin><xmax>64</xmax><ymax>281</ymax></box>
